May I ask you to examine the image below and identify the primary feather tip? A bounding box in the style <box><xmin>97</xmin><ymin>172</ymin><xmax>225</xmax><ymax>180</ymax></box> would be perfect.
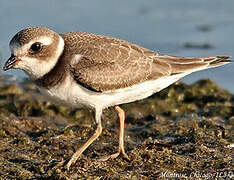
<box><xmin>209</xmin><ymin>56</ymin><xmax>233</xmax><ymax>67</ymax></box>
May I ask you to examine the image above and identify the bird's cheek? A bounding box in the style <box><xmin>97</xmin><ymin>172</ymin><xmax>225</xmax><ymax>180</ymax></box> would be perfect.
<box><xmin>14</xmin><ymin>58</ymin><xmax>32</xmax><ymax>71</ymax></box>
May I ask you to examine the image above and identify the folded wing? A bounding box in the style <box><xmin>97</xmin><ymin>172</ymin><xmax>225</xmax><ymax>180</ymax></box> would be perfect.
<box><xmin>62</xmin><ymin>32</ymin><xmax>231</xmax><ymax>92</ymax></box>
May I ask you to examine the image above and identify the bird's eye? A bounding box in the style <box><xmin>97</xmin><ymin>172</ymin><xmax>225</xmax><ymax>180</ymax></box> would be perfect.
<box><xmin>30</xmin><ymin>42</ymin><xmax>42</xmax><ymax>53</ymax></box>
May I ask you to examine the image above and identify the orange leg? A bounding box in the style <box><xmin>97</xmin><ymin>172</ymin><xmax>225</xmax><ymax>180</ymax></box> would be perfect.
<box><xmin>66</xmin><ymin>120</ymin><xmax>102</xmax><ymax>170</ymax></box>
<box><xmin>100</xmin><ymin>106</ymin><xmax>129</xmax><ymax>161</ymax></box>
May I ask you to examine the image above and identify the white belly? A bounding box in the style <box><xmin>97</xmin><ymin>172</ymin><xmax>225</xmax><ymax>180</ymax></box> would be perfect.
<box><xmin>38</xmin><ymin>72</ymin><xmax>191</xmax><ymax>111</ymax></box>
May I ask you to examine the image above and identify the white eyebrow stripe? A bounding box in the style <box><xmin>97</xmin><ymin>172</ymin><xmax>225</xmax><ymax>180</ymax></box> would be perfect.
<box><xmin>31</xmin><ymin>36</ymin><xmax>53</xmax><ymax>46</ymax></box>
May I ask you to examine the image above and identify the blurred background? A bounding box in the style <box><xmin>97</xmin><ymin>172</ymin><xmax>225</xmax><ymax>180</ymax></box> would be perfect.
<box><xmin>0</xmin><ymin>0</ymin><xmax>233</xmax><ymax>92</ymax></box>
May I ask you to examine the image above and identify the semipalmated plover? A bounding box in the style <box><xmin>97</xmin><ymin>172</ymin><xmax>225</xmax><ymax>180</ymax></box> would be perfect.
<box><xmin>3</xmin><ymin>27</ymin><xmax>232</xmax><ymax>169</ymax></box>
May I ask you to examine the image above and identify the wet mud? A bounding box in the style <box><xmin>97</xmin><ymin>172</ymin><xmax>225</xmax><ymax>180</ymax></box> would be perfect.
<box><xmin>0</xmin><ymin>76</ymin><xmax>233</xmax><ymax>179</ymax></box>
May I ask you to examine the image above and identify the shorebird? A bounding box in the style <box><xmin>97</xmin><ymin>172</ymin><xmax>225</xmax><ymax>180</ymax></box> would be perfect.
<box><xmin>3</xmin><ymin>27</ymin><xmax>232</xmax><ymax>169</ymax></box>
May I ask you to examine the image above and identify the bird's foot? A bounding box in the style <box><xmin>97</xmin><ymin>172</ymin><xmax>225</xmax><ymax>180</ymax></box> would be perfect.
<box><xmin>99</xmin><ymin>151</ymin><xmax>129</xmax><ymax>161</ymax></box>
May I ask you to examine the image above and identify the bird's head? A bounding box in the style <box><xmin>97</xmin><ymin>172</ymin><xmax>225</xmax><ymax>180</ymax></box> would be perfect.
<box><xmin>3</xmin><ymin>27</ymin><xmax>64</xmax><ymax>79</ymax></box>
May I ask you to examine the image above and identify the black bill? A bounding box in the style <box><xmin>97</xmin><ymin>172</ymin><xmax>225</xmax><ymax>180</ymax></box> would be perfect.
<box><xmin>3</xmin><ymin>55</ymin><xmax>17</xmax><ymax>71</ymax></box>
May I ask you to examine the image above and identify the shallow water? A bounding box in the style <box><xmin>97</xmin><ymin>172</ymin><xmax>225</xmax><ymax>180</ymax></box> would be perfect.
<box><xmin>0</xmin><ymin>0</ymin><xmax>234</xmax><ymax>92</ymax></box>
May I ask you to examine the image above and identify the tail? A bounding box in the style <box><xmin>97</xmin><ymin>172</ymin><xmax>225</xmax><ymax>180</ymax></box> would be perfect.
<box><xmin>154</xmin><ymin>54</ymin><xmax>232</xmax><ymax>75</ymax></box>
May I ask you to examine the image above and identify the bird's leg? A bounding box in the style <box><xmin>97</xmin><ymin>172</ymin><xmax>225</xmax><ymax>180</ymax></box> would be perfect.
<box><xmin>100</xmin><ymin>106</ymin><xmax>129</xmax><ymax>161</ymax></box>
<box><xmin>66</xmin><ymin>119</ymin><xmax>102</xmax><ymax>170</ymax></box>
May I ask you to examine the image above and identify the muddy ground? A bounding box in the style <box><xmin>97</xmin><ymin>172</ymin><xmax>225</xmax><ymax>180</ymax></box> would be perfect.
<box><xmin>0</xmin><ymin>75</ymin><xmax>233</xmax><ymax>179</ymax></box>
